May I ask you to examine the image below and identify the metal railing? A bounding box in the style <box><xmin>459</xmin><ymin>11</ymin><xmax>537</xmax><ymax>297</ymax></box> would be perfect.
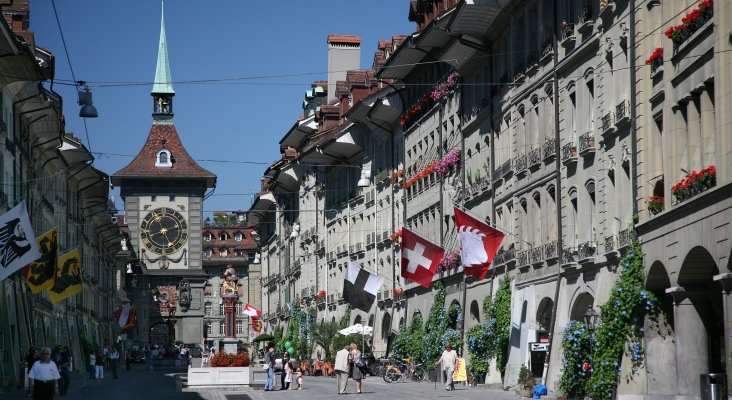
<box><xmin>515</xmin><ymin>154</ymin><xmax>527</xmax><ymax>174</ymax></box>
<box><xmin>528</xmin><ymin>147</ymin><xmax>542</xmax><ymax>168</ymax></box>
<box><xmin>578</xmin><ymin>241</ymin><xmax>597</xmax><ymax>259</ymax></box>
<box><xmin>544</xmin><ymin>241</ymin><xmax>558</xmax><ymax>260</ymax></box>
<box><xmin>561</xmin><ymin>142</ymin><xmax>577</xmax><ymax>163</ymax></box>
<box><xmin>517</xmin><ymin>249</ymin><xmax>529</xmax><ymax>266</ymax></box>
<box><xmin>618</xmin><ymin>229</ymin><xmax>633</xmax><ymax>248</ymax></box>
<box><xmin>543</xmin><ymin>137</ymin><xmax>556</xmax><ymax>160</ymax></box>
<box><xmin>579</xmin><ymin>132</ymin><xmax>596</xmax><ymax>154</ymax></box>
<box><xmin>601</xmin><ymin>111</ymin><xmax>613</xmax><ymax>133</ymax></box>
<box><xmin>530</xmin><ymin>247</ymin><xmax>544</xmax><ymax>264</ymax></box>
<box><xmin>616</xmin><ymin>100</ymin><xmax>629</xmax><ymax>122</ymax></box>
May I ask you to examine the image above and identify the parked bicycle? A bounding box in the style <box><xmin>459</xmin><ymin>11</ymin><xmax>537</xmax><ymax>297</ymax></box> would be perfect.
<box><xmin>382</xmin><ymin>356</ymin><xmax>427</xmax><ymax>383</ymax></box>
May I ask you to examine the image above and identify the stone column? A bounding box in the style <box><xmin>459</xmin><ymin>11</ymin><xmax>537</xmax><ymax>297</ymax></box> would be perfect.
<box><xmin>222</xmin><ymin>294</ymin><xmax>239</xmax><ymax>354</ymax></box>
<box><xmin>666</xmin><ymin>287</ymin><xmax>709</xmax><ymax>397</ymax></box>
<box><xmin>699</xmin><ymin>85</ymin><xmax>715</xmax><ymax>169</ymax></box>
<box><xmin>713</xmin><ymin>273</ymin><xmax>732</xmax><ymax>386</ymax></box>
<box><xmin>687</xmin><ymin>95</ymin><xmax>701</xmax><ymax>172</ymax></box>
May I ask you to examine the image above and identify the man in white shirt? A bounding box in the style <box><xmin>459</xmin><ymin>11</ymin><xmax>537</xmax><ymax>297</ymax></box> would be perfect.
<box><xmin>28</xmin><ymin>347</ymin><xmax>61</xmax><ymax>399</ymax></box>
<box><xmin>109</xmin><ymin>347</ymin><xmax>120</xmax><ymax>379</ymax></box>
<box><xmin>334</xmin><ymin>345</ymin><xmax>351</xmax><ymax>394</ymax></box>
<box><xmin>436</xmin><ymin>343</ymin><xmax>458</xmax><ymax>391</ymax></box>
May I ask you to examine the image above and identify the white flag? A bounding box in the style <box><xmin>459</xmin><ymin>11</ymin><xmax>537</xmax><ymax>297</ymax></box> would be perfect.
<box><xmin>0</xmin><ymin>201</ymin><xmax>40</xmax><ymax>282</ymax></box>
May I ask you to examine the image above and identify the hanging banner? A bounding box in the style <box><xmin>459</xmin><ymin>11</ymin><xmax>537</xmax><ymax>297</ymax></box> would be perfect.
<box><xmin>23</xmin><ymin>227</ymin><xmax>59</xmax><ymax>293</ymax></box>
<box><xmin>48</xmin><ymin>248</ymin><xmax>83</xmax><ymax>304</ymax></box>
<box><xmin>0</xmin><ymin>201</ymin><xmax>41</xmax><ymax>282</ymax></box>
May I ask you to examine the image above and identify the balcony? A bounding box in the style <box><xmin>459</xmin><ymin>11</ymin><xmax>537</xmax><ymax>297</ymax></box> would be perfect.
<box><xmin>499</xmin><ymin>160</ymin><xmax>512</xmax><ymax>178</ymax></box>
<box><xmin>530</xmin><ymin>247</ymin><xmax>544</xmax><ymax>265</ymax></box>
<box><xmin>514</xmin><ymin>154</ymin><xmax>528</xmax><ymax>176</ymax></box>
<box><xmin>512</xmin><ymin>62</ymin><xmax>526</xmax><ymax>83</ymax></box>
<box><xmin>618</xmin><ymin>229</ymin><xmax>633</xmax><ymax>249</ymax></box>
<box><xmin>561</xmin><ymin>142</ymin><xmax>578</xmax><ymax>165</ymax></box>
<box><xmin>604</xmin><ymin>235</ymin><xmax>616</xmax><ymax>253</ymax></box>
<box><xmin>578</xmin><ymin>241</ymin><xmax>597</xmax><ymax>260</ymax></box>
<box><xmin>599</xmin><ymin>0</ymin><xmax>615</xmax><ymax>18</ymax></box>
<box><xmin>615</xmin><ymin>99</ymin><xmax>630</xmax><ymax>128</ymax></box>
<box><xmin>560</xmin><ymin>23</ymin><xmax>576</xmax><ymax>47</ymax></box>
<box><xmin>544</xmin><ymin>241</ymin><xmax>558</xmax><ymax>261</ymax></box>
<box><xmin>540</xmin><ymin>38</ymin><xmax>554</xmax><ymax>65</ymax></box>
<box><xmin>543</xmin><ymin>137</ymin><xmax>556</xmax><ymax>161</ymax></box>
<box><xmin>576</xmin><ymin>6</ymin><xmax>594</xmax><ymax>34</ymax></box>
<box><xmin>578</xmin><ymin>133</ymin><xmax>596</xmax><ymax>156</ymax></box>
<box><xmin>492</xmin><ymin>168</ymin><xmax>503</xmax><ymax>184</ymax></box>
<box><xmin>517</xmin><ymin>249</ymin><xmax>529</xmax><ymax>268</ymax></box>
<box><xmin>528</xmin><ymin>147</ymin><xmax>542</xmax><ymax>169</ymax></box>
<box><xmin>600</xmin><ymin>111</ymin><xmax>616</xmax><ymax>138</ymax></box>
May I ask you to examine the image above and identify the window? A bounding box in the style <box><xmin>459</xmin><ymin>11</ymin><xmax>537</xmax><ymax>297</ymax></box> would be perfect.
<box><xmin>220</xmin><ymin>303</ymin><xmax>224</xmax><ymax>315</ymax></box>
<box><xmin>204</xmin><ymin>303</ymin><xmax>212</xmax><ymax>316</ymax></box>
<box><xmin>220</xmin><ymin>233</ymin><xmax>228</xmax><ymax>241</ymax></box>
<box><xmin>236</xmin><ymin>302</ymin><xmax>243</xmax><ymax>315</ymax></box>
<box><xmin>236</xmin><ymin>321</ymin><xmax>243</xmax><ymax>335</ymax></box>
<box><xmin>219</xmin><ymin>321</ymin><xmax>226</xmax><ymax>335</ymax></box>
<box><xmin>203</xmin><ymin>233</ymin><xmax>212</xmax><ymax>241</ymax></box>
<box><xmin>203</xmin><ymin>248</ymin><xmax>212</xmax><ymax>257</ymax></box>
<box><xmin>234</xmin><ymin>232</ymin><xmax>243</xmax><ymax>241</ymax></box>
<box><xmin>220</xmin><ymin>248</ymin><xmax>228</xmax><ymax>257</ymax></box>
<box><xmin>207</xmin><ymin>323</ymin><xmax>213</xmax><ymax>336</ymax></box>
<box><xmin>155</xmin><ymin>149</ymin><xmax>173</xmax><ymax>168</ymax></box>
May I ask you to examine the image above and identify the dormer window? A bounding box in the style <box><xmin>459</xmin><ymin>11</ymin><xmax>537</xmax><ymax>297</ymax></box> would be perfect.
<box><xmin>234</xmin><ymin>232</ymin><xmax>243</xmax><ymax>241</ymax></box>
<box><xmin>203</xmin><ymin>233</ymin><xmax>212</xmax><ymax>241</ymax></box>
<box><xmin>203</xmin><ymin>248</ymin><xmax>212</xmax><ymax>257</ymax></box>
<box><xmin>156</xmin><ymin>149</ymin><xmax>173</xmax><ymax>168</ymax></box>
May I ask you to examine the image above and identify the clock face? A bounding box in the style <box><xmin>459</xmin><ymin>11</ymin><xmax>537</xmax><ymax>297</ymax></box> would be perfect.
<box><xmin>140</xmin><ymin>207</ymin><xmax>188</xmax><ymax>255</ymax></box>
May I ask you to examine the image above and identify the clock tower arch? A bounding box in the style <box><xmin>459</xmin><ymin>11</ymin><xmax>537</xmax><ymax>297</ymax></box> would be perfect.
<box><xmin>111</xmin><ymin>0</ymin><xmax>216</xmax><ymax>346</ymax></box>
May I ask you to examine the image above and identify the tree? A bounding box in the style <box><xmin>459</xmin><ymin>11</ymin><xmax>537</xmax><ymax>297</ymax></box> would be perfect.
<box><xmin>312</xmin><ymin>320</ymin><xmax>341</xmax><ymax>361</ymax></box>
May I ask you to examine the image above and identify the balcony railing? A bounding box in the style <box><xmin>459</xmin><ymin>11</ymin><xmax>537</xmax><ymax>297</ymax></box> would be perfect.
<box><xmin>604</xmin><ymin>235</ymin><xmax>616</xmax><ymax>253</ymax></box>
<box><xmin>501</xmin><ymin>160</ymin><xmax>512</xmax><ymax>177</ymax></box>
<box><xmin>615</xmin><ymin>100</ymin><xmax>630</xmax><ymax>126</ymax></box>
<box><xmin>579</xmin><ymin>133</ymin><xmax>596</xmax><ymax>155</ymax></box>
<box><xmin>514</xmin><ymin>154</ymin><xmax>528</xmax><ymax>175</ymax></box>
<box><xmin>578</xmin><ymin>241</ymin><xmax>597</xmax><ymax>259</ymax></box>
<box><xmin>561</xmin><ymin>142</ymin><xmax>578</xmax><ymax>165</ymax></box>
<box><xmin>544</xmin><ymin>241</ymin><xmax>558</xmax><ymax>260</ymax></box>
<box><xmin>528</xmin><ymin>147</ymin><xmax>542</xmax><ymax>168</ymax></box>
<box><xmin>517</xmin><ymin>249</ymin><xmax>529</xmax><ymax>266</ymax></box>
<box><xmin>492</xmin><ymin>168</ymin><xmax>503</xmax><ymax>183</ymax></box>
<box><xmin>601</xmin><ymin>111</ymin><xmax>614</xmax><ymax>135</ymax></box>
<box><xmin>530</xmin><ymin>247</ymin><xmax>544</xmax><ymax>264</ymax></box>
<box><xmin>618</xmin><ymin>229</ymin><xmax>633</xmax><ymax>248</ymax></box>
<box><xmin>541</xmin><ymin>38</ymin><xmax>554</xmax><ymax>63</ymax></box>
<box><xmin>543</xmin><ymin>137</ymin><xmax>556</xmax><ymax>160</ymax></box>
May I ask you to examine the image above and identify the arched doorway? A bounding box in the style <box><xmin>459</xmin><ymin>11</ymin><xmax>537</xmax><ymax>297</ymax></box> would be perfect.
<box><xmin>470</xmin><ymin>300</ymin><xmax>480</xmax><ymax>322</ymax></box>
<box><xmin>645</xmin><ymin>261</ymin><xmax>676</xmax><ymax>396</ymax></box>
<box><xmin>149</xmin><ymin>322</ymin><xmax>171</xmax><ymax>347</ymax></box>
<box><xmin>532</xmin><ymin>297</ymin><xmax>554</xmax><ymax>379</ymax></box>
<box><xmin>673</xmin><ymin>246</ymin><xmax>722</xmax><ymax>395</ymax></box>
<box><xmin>570</xmin><ymin>292</ymin><xmax>594</xmax><ymax>323</ymax></box>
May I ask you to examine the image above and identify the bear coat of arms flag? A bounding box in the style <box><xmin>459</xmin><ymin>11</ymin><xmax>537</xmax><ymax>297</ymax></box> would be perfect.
<box><xmin>113</xmin><ymin>303</ymin><xmax>138</xmax><ymax>330</ymax></box>
<box><xmin>23</xmin><ymin>227</ymin><xmax>59</xmax><ymax>293</ymax></box>
<box><xmin>343</xmin><ymin>261</ymin><xmax>384</xmax><ymax>312</ymax></box>
<box><xmin>400</xmin><ymin>227</ymin><xmax>444</xmax><ymax>288</ymax></box>
<box><xmin>48</xmin><ymin>248</ymin><xmax>83</xmax><ymax>304</ymax></box>
<box><xmin>453</xmin><ymin>207</ymin><xmax>505</xmax><ymax>280</ymax></box>
<box><xmin>0</xmin><ymin>201</ymin><xmax>41</xmax><ymax>282</ymax></box>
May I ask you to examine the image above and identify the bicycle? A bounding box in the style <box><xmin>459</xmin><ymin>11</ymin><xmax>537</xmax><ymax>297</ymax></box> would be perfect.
<box><xmin>382</xmin><ymin>357</ymin><xmax>427</xmax><ymax>383</ymax></box>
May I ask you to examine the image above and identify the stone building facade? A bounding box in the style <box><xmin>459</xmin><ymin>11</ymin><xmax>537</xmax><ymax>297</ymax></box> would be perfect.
<box><xmin>249</xmin><ymin>1</ymin><xmax>731</xmax><ymax>398</ymax></box>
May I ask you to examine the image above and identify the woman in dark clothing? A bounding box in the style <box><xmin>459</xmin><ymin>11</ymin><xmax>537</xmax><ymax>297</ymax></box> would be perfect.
<box><xmin>280</xmin><ymin>352</ymin><xmax>290</xmax><ymax>390</ymax></box>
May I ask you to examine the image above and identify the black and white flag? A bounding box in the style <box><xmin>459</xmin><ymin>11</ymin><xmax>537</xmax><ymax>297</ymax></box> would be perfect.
<box><xmin>0</xmin><ymin>201</ymin><xmax>40</xmax><ymax>282</ymax></box>
<box><xmin>343</xmin><ymin>261</ymin><xmax>384</xmax><ymax>312</ymax></box>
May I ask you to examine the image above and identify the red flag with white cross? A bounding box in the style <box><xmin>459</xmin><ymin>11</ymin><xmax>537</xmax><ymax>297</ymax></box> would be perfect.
<box><xmin>454</xmin><ymin>207</ymin><xmax>505</xmax><ymax>280</ymax></box>
<box><xmin>400</xmin><ymin>228</ymin><xmax>445</xmax><ymax>288</ymax></box>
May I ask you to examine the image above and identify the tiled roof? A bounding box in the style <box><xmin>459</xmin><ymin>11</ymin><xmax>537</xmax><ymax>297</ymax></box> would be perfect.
<box><xmin>111</xmin><ymin>123</ymin><xmax>216</xmax><ymax>186</ymax></box>
<box><xmin>327</xmin><ymin>34</ymin><xmax>362</xmax><ymax>45</ymax></box>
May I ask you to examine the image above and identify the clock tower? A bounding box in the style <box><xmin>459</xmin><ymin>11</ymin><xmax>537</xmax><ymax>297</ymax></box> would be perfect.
<box><xmin>111</xmin><ymin>1</ymin><xmax>216</xmax><ymax>346</ymax></box>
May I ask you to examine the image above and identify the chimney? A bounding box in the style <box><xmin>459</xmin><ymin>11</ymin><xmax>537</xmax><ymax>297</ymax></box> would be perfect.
<box><xmin>327</xmin><ymin>35</ymin><xmax>361</xmax><ymax>104</ymax></box>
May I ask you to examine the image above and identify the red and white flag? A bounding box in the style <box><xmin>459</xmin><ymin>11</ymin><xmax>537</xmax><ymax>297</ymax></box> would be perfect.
<box><xmin>242</xmin><ymin>303</ymin><xmax>261</xmax><ymax>318</ymax></box>
<box><xmin>454</xmin><ymin>207</ymin><xmax>505</xmax><ymax>280</ymax></box>
<box><xmin>400</xmin><ymin>227</ymin><xmax>444</xmax><ymax>288</ymax></box>
<box><xmin>113</xmin><ymin>303</ymin><xmax>138</xmax><ymax>330</ymax></box>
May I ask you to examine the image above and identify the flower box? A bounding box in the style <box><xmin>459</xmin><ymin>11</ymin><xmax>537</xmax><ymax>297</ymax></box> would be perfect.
<box><xmin>645</xmin><ymin>47</ymin><xmax>663</xmax><ymax>74</ymax></box>
<box><xmin>665</xmin><ymin>0</ymin><xmax>713</xmax><ymax>49</ymax></box>
<box><xmin>671</xmin><ymin>165</ymin><xmax>716</xmax><ymax>203</ymax></box>
<box><xmin>647</xmin><ymin>196</ymin><xmax>664</xmax><ymax>215</ymax></box>
<box><xmin>187</xmin><ymin>367</ymin><xmax>252</xmax><ymax>386</ymax></box>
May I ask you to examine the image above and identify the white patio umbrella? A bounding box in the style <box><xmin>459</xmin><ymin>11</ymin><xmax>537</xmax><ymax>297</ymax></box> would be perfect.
<box><xmin>338</xmin><ymin>323</ymin><xmax>373</xmax><ymax>336</ymax></box>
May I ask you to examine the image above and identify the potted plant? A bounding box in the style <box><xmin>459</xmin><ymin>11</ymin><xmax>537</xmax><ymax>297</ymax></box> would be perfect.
<box><xmin>518</xmin><ymin>364</ymin><xmax>534</xmax><ymax>397</ymax></box>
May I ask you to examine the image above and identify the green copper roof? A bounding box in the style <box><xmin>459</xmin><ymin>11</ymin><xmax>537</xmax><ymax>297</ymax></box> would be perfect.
<box><xmin>152</xmin><ymin>0</ymin><xmax>174</xmax><ymax>94</ymax></box>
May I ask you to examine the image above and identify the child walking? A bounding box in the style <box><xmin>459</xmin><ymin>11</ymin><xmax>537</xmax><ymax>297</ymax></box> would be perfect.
<box><xmin>295</xmin><ymin>367</ymin><xmax>303</xmax><ymax>389</ymax></box>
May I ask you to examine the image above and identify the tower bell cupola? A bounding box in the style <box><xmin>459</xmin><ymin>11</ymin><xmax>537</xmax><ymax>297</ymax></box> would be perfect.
<box><xmin>152</xmin><ymin>0</ymin><xmax>175</xmax><ymax>122</ymax></box>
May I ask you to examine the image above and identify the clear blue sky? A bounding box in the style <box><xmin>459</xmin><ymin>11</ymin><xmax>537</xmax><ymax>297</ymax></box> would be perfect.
<box><xmin>31</xmin><ymin>1</ymin><xmax>415</xmax><ymax>215</ymax></box>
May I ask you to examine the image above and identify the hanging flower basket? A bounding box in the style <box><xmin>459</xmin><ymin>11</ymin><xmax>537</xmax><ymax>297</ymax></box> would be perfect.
<box><xmin>645</xmin><ymin>47</ymin><xmax>663</xmax><ymax>73</ymax></box>
<box><xmin>316</xmin><ymin>290</ymin><xmax>326</xmax><ymax>299</ymax></box>
<box><xmin>647</xmin><ymin>196</ymin><xmax>664</xmax><ymax>215</ymax></box>
<box><xmin>393</xmin><ymin>287</ymin><xmax>404</xmax><ymax>297</ymax></box>
<box><xmin>390</xmin><ymin>229</ymin><xmax>403</xmax><ymax>243</ymax></box>
<box><xmin>439</xmin><ymin>250</ymin><xmax>461</xmax><ymax>272</ymax></box>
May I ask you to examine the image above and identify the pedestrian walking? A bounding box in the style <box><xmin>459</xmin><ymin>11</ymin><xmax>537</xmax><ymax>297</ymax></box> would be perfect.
<box><xmin>334</xmin><ymin>345</ymin><xmax>351</xmax><ymax>394</ymax></box>
<box><xmin>88</xmin><ymin>351</ymin><xmax>96</xmax><ymax>380</ymax></box>
<box><xmin>284</xmin><ymin>359</ymin><xmax>293</xmax><ymax>390</ymax></box>
<box><xmin>350</xmin><ymin>343</ymin><xmax>364</xmax><ymax>394</ymax></box>
<box><xmin>109</xmin><ymin>347</ymin><xmax>120</xmax><ymax>379</ymax></box>
<box><xmin>25</xmin><ymin>346</ymin><xmax>39</xmax><ymax>396</ymax></box>
<box><xmin>436</xmin><ymin>343</ymin><xmax>458</xmax><ymax>391</ymax></box>
<box><xmin>264</xmin><ymin>347</ymin><xmax>275</xmax><ymax>391</ymax></box>
<box><xmin>95</xmin><ymin>350</ymin><xmax>105</xmax><ymax>379</ymax></box>
<box><xmin>53</xmin><ymin>346</ymin><xmax>72</xmax><ymax>396</ymax></box>
<box><xmin>28</xmin><ymin>347</ymin><xmax>60</xmax><ymax>399</ymax></box>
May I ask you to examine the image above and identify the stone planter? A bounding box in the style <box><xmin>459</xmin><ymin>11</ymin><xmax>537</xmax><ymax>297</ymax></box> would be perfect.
<box><xmin>187</xmin><ymin>366</ymin><xmax>252</xmax><ymax>386</ymax></box>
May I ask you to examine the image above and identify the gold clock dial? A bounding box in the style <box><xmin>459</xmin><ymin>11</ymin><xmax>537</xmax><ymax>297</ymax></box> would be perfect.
<box><xmin>140</xmin><ymin>207</ymin><xmax>188</xmax><ymax>255</ymax></box>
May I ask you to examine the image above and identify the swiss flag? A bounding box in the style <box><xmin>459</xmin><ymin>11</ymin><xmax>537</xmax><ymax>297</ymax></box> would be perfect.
<box><xmin>454</xmin><ymin>207</ymin><xmax>505</xmax><ymax>280</ymax></box>
<box><xmin>113</xmin><ymin>304</ymin><xmax>138</xmax><ymax>330</ymax></box>
<box><xmin>242</xmin><ymin>303</ymin><xmax>261</xmax><ymax>318</ymax></box>
<box><xmin>400</xmin><ymin>228</ymin><xmax>445</xmax><ymax>288</ymax></box>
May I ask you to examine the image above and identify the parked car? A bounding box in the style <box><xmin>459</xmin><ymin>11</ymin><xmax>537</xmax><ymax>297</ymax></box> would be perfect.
<box><xmin>130</xmin><ymin>350</ymin><xmax>146</xmax><ymax>364</ymax></box>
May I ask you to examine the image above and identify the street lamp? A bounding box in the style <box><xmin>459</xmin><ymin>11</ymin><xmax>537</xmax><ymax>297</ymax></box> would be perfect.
<box><xmin>583</xmin><ymin>305</ymin><xmax>598</xmax><ymax>373</ymax></box>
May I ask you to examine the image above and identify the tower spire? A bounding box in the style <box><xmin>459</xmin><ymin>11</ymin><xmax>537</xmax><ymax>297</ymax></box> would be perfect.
<box><xmin>152</xmin><ymin>0</ymin><xmax>174</xmax><ymax>122</ymax></box>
